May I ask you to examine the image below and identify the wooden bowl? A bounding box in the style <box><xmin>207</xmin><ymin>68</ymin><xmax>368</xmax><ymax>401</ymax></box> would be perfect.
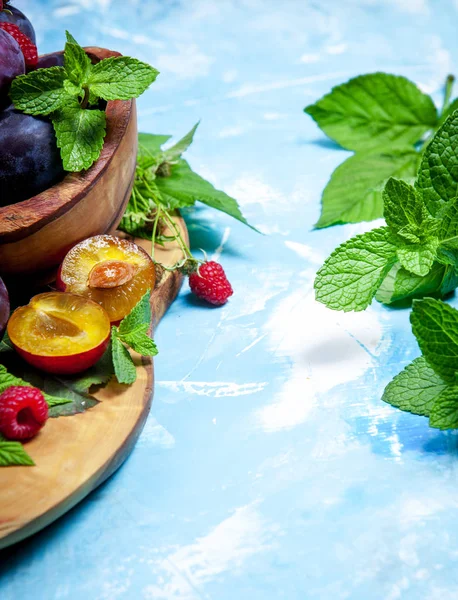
<box><xmin>0</xmin><ymin>47</ymin><xmax>137</xmax><ymax>277</ymax></box>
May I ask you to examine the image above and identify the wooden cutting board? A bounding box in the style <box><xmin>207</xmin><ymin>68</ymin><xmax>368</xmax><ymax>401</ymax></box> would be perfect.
<box><xmin>0</xmin><ymin>217</ymin><xmax>187</xmax><ymax>550</ymax></box>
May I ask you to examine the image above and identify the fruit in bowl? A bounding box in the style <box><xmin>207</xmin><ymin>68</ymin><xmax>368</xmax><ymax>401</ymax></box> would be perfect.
<box><xmin>0</xmin><ymin>106</ymin><xmax>64</xmax><ymax>204</ymax></box>
<box><xmin>0</xmin><ymin>27</ymin><xmax>24</xmax><ymax>107</ymax></box>
<box><xmin>0</xmin><ymin>1</ymin><xmax>35</xmax><ymax>43</ymax></box>
<box><xmin>0</xmin><ymin>276</ymin><xmax>9</xmax><ymax>341</ymax></box>
<box><xmin>7</xmin><ymin>292</ymin><xmax>111</xmax><ymax>375</ymax></box>
<box><xmin>57</xmin><ymin>235</ymin><xmax>156</xmax><ymax>322</ymax></box>
<box><xmin>0</xmin><ymin>28</ymin><xmax>158</xmax><ymax>276</ymax></box>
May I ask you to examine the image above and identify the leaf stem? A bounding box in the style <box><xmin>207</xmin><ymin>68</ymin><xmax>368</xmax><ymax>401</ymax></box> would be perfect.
<box><xmin>80</xmin><ymin>86</ymin><xmax>90</xmax><ymax>110</ymax></box>
<box><xmin>442</xmin><ymin>74</ymin><xmax>455</xmax><ymax>116</ymax></box>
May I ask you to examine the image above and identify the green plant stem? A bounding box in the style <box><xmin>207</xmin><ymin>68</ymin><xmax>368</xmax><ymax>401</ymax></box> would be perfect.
<box><xmin>442</xmin><ymin>74</ymin><xmax>455</xmax><ymax>115</ymax></box>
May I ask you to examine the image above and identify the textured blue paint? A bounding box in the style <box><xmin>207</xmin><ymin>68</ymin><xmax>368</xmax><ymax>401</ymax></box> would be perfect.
<box><xmin>3</xmin><ymin>1</ymin><xmax>458</xmax><ymax>598</ymax></box>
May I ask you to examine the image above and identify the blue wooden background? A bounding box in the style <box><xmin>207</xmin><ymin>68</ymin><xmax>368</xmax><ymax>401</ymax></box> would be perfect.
<box><xmin>2</xmin><ymin>1</ymin><xmax>458</xmax><ymax>598</ymax></box>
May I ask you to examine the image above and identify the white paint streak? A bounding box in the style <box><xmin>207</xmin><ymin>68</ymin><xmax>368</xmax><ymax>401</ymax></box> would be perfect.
<box><xmin>227</xmin><ymin>71</ymin><xmax>349</xmax><ymax>98</ymax></box>
<box><xmin>142</xmin><ymin>504</ymin><xmax>278</xmax><ymax>599</ymax></box>
<box><xmin>211</xmin><ymin>227</ymin><xmax>231</xmax><ymax>261</ymax></box>
<box><xmin>158</xmin><ymin>381</ymin><xmax>267</xmax><ymax>398</ymax></box>
<box><xmin>257</xmin><ymin>281</ymin><xmax>386</xmax><ymax>431</ymax></box>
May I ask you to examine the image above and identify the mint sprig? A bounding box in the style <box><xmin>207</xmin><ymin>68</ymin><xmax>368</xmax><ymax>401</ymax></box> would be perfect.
<box><xmin>383</xmin><ymin>298</ymin><xmax>458</xmax><ymax>430</ymax></box>
<box><xmin>10</xmin><ymin>31</ymin><xmax>159</xmax><ymax>172</ymax></box>
<box><xmin>0</xmin><ymin>434</ymin><xmax>34</xmax><ymax>467</ymax></box>
<box><xmin>305</xmin><ymin>72</ymin><xmax>457</xmax><ymax>228</ymax></box>
<box><xmin>120</xmin><ymin>123</ymin><xmax>256</xmax><ymax>243</ymax></box>
<box><xmin>111</xmin><ymin>292</ymin><xmax>158</xmax><ymax>384</ymax></box>
<box><xmin>315</xmin><ymin>111</ymin><xmax>458</xmax><ymax>311</ymax></box>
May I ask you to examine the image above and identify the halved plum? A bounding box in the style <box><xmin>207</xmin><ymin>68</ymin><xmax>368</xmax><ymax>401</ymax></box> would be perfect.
<box><xmin>0</xmin><ymin>277</ymin><xmax>10</xmax><ymax>341</ymax></box>
<box><xmin>7</xmin><ymin>292</ymin><xmax>111</xmax><ymax>375</ymax></box>
<box><xmin>57</xmin><ymin>235</ymin><xmax>156</xmax><ymax>323</ymax></box>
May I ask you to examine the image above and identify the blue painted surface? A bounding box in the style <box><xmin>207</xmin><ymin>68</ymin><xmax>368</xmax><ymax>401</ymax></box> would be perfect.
<box><xmin>3</xmin><ymin>1</ymin><xmax>458</xmax><ymax>598</ymax></box>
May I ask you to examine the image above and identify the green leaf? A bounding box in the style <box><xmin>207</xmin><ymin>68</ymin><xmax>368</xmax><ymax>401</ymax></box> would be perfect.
<box><xmin>396</xmin><ymin>238</ymin><xmax>438</xmax><ymax>277</ymax></box>
<box><xmin>10</xmin><ymin>67</ymin><xmax>69</xmax><ymax>116</ymax></box>
<box><xmin>417</xmin><ymin>111</ymin><xmax>458</xmax><ymax>216</ymax></box>
<box><xmin>0</xmin><ymin>365</ymin><xmax>70</xmax><ymax>408</ymax></box>
<box><xmin>121</xmin><ymin>330</ymin><xmax>158</xmax><ymax>356</ymax></box>
<box><xmin>53</xmin><ymin>105</ymin><xmax>106</xmax><ymax>171</ymax></box>
<box><xmin>438</xmin><ymin>196</ymin><xmax>458</xmax><ymax>242</ymax></box>
<box><xmin>156</xmin><ymin>159</ymin><xmax>255</xmax><ymax>229</ymax></box>
<box><xmin>410</xmin><ymin>298</ymin><xmax>458</xmax><ymax>382</ymax></box>
<box><xmin>138</xmin><ymin>133</ymin><xmax>171</xmax><ymax>156</ymax></box>
<box><xmin>429</xmin><ymin>386</ymin><xmax>458</xmax><ymax>429</ymax></box>
<box><xmin>383</xmin><ymin>178</ymin><xmax>425</xmax><ymax>232</ymax></box>
<box><xmin>439</xmin><ymin>99</ymin><xmax>458</xmax><ymax>125</ymax></box>
<box><xmin>64</xmin><ymin>31</ymin><xmax>92</xmax><ymax>86</ymax></box>
<box><xmin>111</xmin><ymin>328</ymin><xmax>137</xmax><ymax>385</ymax></box>
<box><xmin>316</xmin><ymin>151</ymin><xmax>418</xmax><ymax>228</ymax></box>
<box><xmin>118</xmin><ymin>291</ymin><xmax>151</xmax><ymax>335</ymax></box>
<box><xmin>305</xmin><ymin>72</ymin><xmax>437</xmax><ymax>152</ymax></box>
<box><xmin>163</xmin><ymin>122</ymin><xmax>199</xmax><ymax>162</ymax></box>
<box><xmin>382</xmin><ymin>356</ymin><xmax>447</xmax><ymax>417</ymax></box>
<box><xmin>88</xmin><ymin>56</ymin><xmax>159</xmax><ymax>100</ymax></box>
<box><xmin>314</xmin><ymin>227</ymin><xmax>397</xmax><ymax>311</ymax></box>
<box><xmin>0</xmin><ymin>436</ymin><xmax>34</xmax><ymax>467</ymax></box>
<box><xmin>376</xmin><ymin>262</ymin><xmax>457</xmax><ymax>305</ymax></box>
<box><xmin>117</xmin><ymin>292</ymin><xmax>158</xmax><ymax>357</ymax></box>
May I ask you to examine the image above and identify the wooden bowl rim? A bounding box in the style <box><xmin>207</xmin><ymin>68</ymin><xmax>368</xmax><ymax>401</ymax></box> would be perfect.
<box><xmin>0</xmin><ymin>47</ymin><xmax>134</xmax><ymax>244</ymax></box>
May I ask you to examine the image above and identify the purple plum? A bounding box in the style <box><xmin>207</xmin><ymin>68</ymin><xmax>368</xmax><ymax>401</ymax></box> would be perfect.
<box><xmin>0</xmin><ymin>277</ymin><xmax>10</xmax><ymax>341</ymax></box>
<box><xmin>0</xmin><ymin>108</ymin><xmax>65</xmax><ymax>205</ymax></box>
<box><xmin>0</xmin><ymin>3</ymin><xmax>35</xmax><ymax>43</ymax></box>
<box><xmin>0</xmin><ymin>28</ymin><xmax>24</xmax><ymax>108</ymax></box>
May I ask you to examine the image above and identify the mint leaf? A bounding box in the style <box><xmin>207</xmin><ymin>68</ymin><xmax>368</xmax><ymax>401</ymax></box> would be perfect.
<box><xmin>438</xmin><ymin>196</ymin><xmax>458</xmax><ymax>243</ymax></box>
<box><xmin>0</xmin><ymin>365</ymin><xmax>69</xmax><ymax>408</ymax></box>
<box><xmin>396</xmin><ymin>239</ymin><xmax>438</xmax><ymax>277</ymax></box>
<box><xmin>156</xmin><ymin>159</ymin><xmax>255</xmax><ymax>229</ymax></box>
<box><xmin>111</xmin><ymin>328</ymin><xmax>137</xmax><ymax>385</ymax></box>
<box><xmin>305</xmin><ymin>73</ymin><xmax>437</xmax><ymax>152</ymax></box>
<box><xmin>163</xmin><ymin>122</ymin><xmax>199</xmax><ymax>162</ymax></box>
<box><xmin>383</xmin><ymin>178</ymin><xmax>425</xmax><ymax>232</ymax></box>
<box><xmin>410</xmin><ymin>298</ymin><xmax>458</xmax><ymax>382</ymax></box>
<box><xmin>10</xmin><ymin>67</ymin><xmax>69</xmax><ymax>116</ymax></box>
<box><xmin>376</xmin><ymin>262</ymin><xmax>457</xmax><ymax>305</ymax></box>
<box><xmin>64</xmin><ymin>31</ymin><xmax>91</xmax><ymax>86</ymax></box>
<box><xmin>138</xmin><ymin>133</ymin><xmax>171</xmax><ymax>156</ymax></box>
<box><xmin>87</xmin><ymin>56</ymin><xmax>159</xmax><ymax>100</ymax></box>
<box><xmin>53</xmin><ymin>105</ymin><xmax>106</xmax><ymax>171</ymax></box>
<box><xmin>382</xmin><ymin>356</ymin><xmax>447</xmax><ymax>417</ymax></box>
<box><xmin>118</xmin><ymin>292</ymin><xmax>158</xmax><ymax>357</ymax></box>
<box><xmin>118</xmin><ymin>291</ymin><xmax>151</xmax><ymax>335</ymax></box>
<box><xmin>0</xmin><ymin>435</ymin><xmax>34</xmax><ymax>467</ymax></box>
<box><xmin>429</xmin><ymin>386</ymin><xmax>458</xmax><ymax>429</ymax></box>
<box><xmin>316</xmin><ymin>151</ymin><xmax>418</xmax><ymax>228</ymax></box>
<box><xmin>314</xmin><ymin>227</ymin><xmax>397</xmax><ymax>311</ymax></box>
<box><xmin>417</xmin><ymin>112</ymin><xmax>458</xmax><ymax>216</ymax></box>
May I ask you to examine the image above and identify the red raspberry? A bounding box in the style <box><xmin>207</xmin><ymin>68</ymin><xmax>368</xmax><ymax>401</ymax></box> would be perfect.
<box><xmin>189</xmin><ymin>261</ymin><xmax>233</xmax><ymax>306</ymax></box>
<box><xmin>0</xmin><ymin>386</ymin><xmax>48</xmax><ymax>440</ymax></box>
<box><xmin>0</xmin><ymin>23</ymin><xmax>37</xmax><ymax>68</ymax></box>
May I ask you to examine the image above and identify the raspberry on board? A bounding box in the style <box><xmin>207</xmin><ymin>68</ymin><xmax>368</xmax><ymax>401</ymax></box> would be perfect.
<box><xmin>0</xmin><ymin>386</ymin><xmax>48</xmax><ymax>440</ymax></box>
<box><xmin>0</xmin><ymin>22</ymin><xmax>37</xmax><ymax>67</ymax></box>
<box><xmin>189</xmin><ymin>261</ymin><xmax>233</xmax><ymax>306</ymax></box>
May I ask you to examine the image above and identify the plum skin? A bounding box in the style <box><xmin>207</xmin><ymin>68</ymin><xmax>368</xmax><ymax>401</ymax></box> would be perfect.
<box><xmin>0</xmin><ymin>108</ymin><xmax>65</xmax><ymax>205</ymax></box>
<box><xmin>0</xmin><ymin>5</ymin><xmax>36</xmax><ymax>43</ymax></box>
<box><xmin>35</xmin><ymin>52</ymin><xmax>65</xmax><ymax>70</ymax></box>
<box><xmin>0</xmin><ymin>277</ymin><xmax>9</xmax><ymax>341</ymax></box>
<box><xmin>11</xmin><ymin>335</ymin><xmax>110</xmax><ymax>375</ymax></box>
<box><xmin>0</xmin><ymin>28</ymin><xmax>24</xmax><ymax>108</ymax></box>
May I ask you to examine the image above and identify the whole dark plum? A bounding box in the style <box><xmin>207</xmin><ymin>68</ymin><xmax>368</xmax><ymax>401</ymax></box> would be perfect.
<box><xmin>0</xmin><ymin>4</ymin><xmax>36</xmax><ymax>43</ymax></box>
<box><xmin>0</xmin><ymin>108</ymin><xmax>65</xmax><ymax>205</ymax></box>
<box><xmin>35</xmin><ymin>52</ymin><xmax>65</xmax><ymax>70</ymax></box>
<box><xmin>0</xmin><ymin>28</ymin><xmax>24</xmax><ymax>108</ymax></box>
<box><xmin>0</xmin><ymin>277</ymin><xmax>10</xmax><ymax>342</ymax></box>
